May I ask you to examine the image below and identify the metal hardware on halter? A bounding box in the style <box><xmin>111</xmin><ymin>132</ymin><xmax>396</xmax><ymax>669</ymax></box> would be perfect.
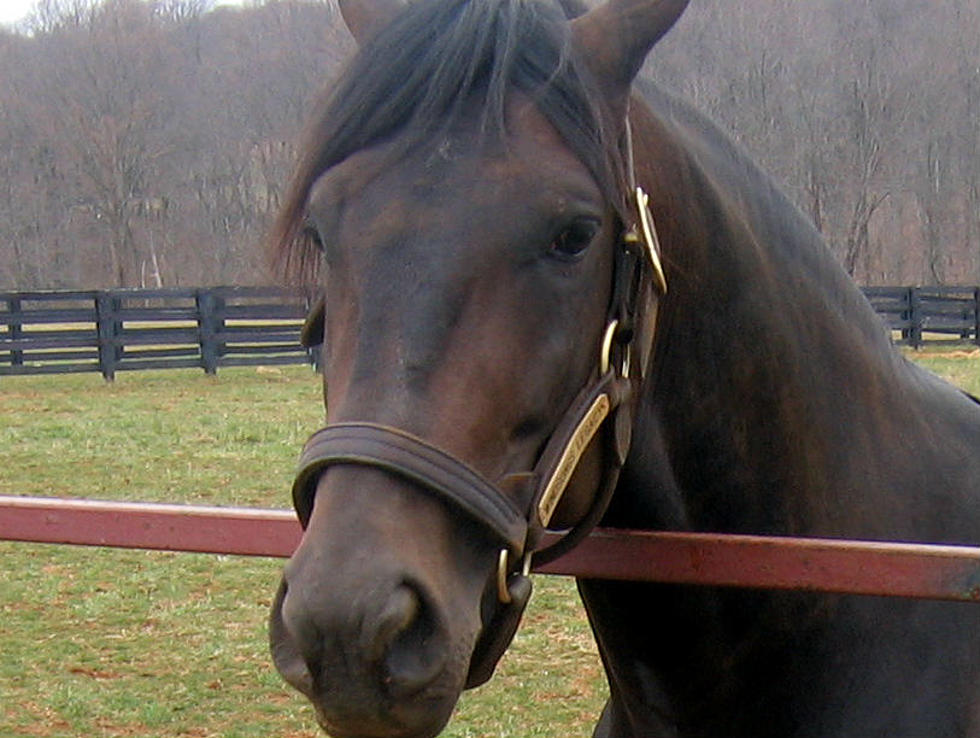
<box><xmin>632</xmin><ymin>187</ymin><xmax>668</xmax><ymax>295</ymax></box>
<box><xmin>600</xmin><ymin>319</ymin><xmax>632</xmax><ymax>379</ymax></box>
<box><xmin>536</xmin><ymin>392</ymin><xmax>611</xmax><ymax>529</ymax></box>
<box><xmin>496</xmin><ymin>549</ymin><xmax>532</xmax><ymax>604</ymax></box>
<box><xmin>623</xmin><ymin>118</ymin><xmax>668</xmax><ymax>297</ymax></box>
<box><xmin>599</xmin><ymin>320</ymin><xmax>618</xmax><ymax>376</ymax></box>
<box><xmin>623</xmin><ymin>187</ymin><xmax>668</xmax><ymax>296</ymax></box>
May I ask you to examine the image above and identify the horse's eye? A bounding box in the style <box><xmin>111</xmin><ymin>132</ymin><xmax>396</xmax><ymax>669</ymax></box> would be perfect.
<box><xmin>549</xmin><ymin>218</ymin><xmax>600</xmax><ymax>260</ymax></box>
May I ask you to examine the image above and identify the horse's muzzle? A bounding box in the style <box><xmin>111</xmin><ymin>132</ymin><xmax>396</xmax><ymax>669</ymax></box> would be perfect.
<box><xmin>270</xmin><ymin>579</ymin><xmax>456</xmax><ymax>738</ymax></box>
<box><xmin>268</xmin><ymin>468</ymin><xmax>484</xmax><ymax>738</ymax></box>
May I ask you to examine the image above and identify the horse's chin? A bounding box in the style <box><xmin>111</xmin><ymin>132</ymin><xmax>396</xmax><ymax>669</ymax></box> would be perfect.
<box><xmin>270</xmin><ymin>579</ymin><xmax>469</xmax><ymax>738</ymax></box>
<box><xmin>302</xmin><ymin>674</ymin><xmax>462</xmax><ymax>738</ymax></box>
<box><xmin>311</xmin><ymin>695</ymin><xmax>457</xmax><ymax>738</ymax></box>
<box><xmin>290</xmin><ymin>658</ymin><xmax>463</xmax><ymax>738</ymax></box>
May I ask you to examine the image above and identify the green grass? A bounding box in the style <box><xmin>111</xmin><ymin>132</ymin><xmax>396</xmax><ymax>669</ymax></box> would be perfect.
<box><xmin>1</xmin><ymin>367</ymin><xmax>324</xmax><ymax>505</ymax></box>
<box><xmin>1</xmin><ymin>547</ymin><xmax>311</xmax><ymax>737</ymax></box>
<box><xmin>901</xmin><ymin>346</ymin><xmax>980</xmax><ymax>397</ymax></box>
<box><xmin>1</xmin><ymin>350</ymin><xmax>977</xmax><ymax>737</ymax></box>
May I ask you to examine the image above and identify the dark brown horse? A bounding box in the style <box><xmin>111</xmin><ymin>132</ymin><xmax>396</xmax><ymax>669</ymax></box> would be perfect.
<box><xmin>268</xmin><ymin>0</ymin><xmax>980</xmax><ymax>735</ymax></box>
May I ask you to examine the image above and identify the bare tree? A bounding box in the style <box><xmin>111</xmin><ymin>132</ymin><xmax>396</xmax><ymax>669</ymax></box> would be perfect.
<box><xmin>2</xmin><ymin>0</ymin><xmax>979</xmax><ymax>288</ymax></box>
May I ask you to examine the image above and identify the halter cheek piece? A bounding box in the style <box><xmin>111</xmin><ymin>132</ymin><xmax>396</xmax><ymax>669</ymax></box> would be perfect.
<box><xmin>290</xmin><ymin>123</ymin><xmax>666</xmax><ymax>689</ymax></box>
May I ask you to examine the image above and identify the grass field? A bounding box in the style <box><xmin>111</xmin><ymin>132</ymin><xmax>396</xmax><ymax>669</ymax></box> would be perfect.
<box><xmin>903</xmin><ymin>346</ymin><xmax>980</xmax><ymax>396</ymax></box>
<box><xmin>1</xmin><ymin>348</ymin><xmax>978</xmax><ymax>737</ymax></box>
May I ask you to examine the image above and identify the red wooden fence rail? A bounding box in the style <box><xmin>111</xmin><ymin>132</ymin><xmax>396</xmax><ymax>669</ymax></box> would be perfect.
<box><xmin>2</xmin><ymin>495</ymin><xmax>980</xmax><ymax>603</ymax></box>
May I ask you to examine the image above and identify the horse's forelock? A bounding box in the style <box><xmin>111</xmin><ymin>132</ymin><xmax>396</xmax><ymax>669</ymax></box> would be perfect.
<box><xmin>271</xmin><ymin>0</ymin><xmax>626</xmax><ymax>285</ymax></box>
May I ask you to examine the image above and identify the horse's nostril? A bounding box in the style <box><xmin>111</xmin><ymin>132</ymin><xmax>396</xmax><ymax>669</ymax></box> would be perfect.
<box><xmin>269</xmin><ymin>580</ymin><xmax>316</xmax><ymax>698</ymax></box>
<box><xmin>370</xmin><ymin>585</ymin><xmax>421</xmax><ymax>659</ymax></box>
<box><xmin>372</xmin><ymin>582</ymin><xmax>448</xmax><ymax>697</ymax></box>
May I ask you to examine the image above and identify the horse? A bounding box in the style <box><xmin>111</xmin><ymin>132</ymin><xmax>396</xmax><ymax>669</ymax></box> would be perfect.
<box><xmin>267</xmin><ymin>0</ymin><xmax>980</xmax><ymax>735</ymax></box>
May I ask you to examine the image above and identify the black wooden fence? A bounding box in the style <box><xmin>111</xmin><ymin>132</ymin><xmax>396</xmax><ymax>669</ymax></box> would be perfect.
<box><xmin>2</xmin><ymin>285</ymin><xmax>978</xmax><ymax>379</ymax></box>
<box><xmin>863</xmin><ymin>286</ymin><xmax>980</xmax><ymax>348</ymax></box>
<box><xmin>0</xmin><ymin>286</ymin><xmax>314</xmax><ymax>379</ymax></box>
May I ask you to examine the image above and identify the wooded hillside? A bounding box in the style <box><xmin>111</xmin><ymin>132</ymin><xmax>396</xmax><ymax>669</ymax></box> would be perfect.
<box><xmin>1</xmin><ymin>0</ymin><xmax>978</xmax><ymax>288</ymax></box>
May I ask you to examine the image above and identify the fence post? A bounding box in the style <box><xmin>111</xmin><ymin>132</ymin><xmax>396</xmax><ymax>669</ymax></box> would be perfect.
<box><xmin>95</xmin><ymin>292</ymin><xmax>119</xmax><ymax>381</ymax></box>
<box><xmin>7</xmin><ymin>296</ymin><xmax>23</xmax><ymax>367</ymax></box>
<box><xmin>908</xmin><ymin>287</ymin><xmax>922</xmax><ymax>349</ymax></box>
<box><xmin>197</xmin><ymin>289</ymin><xmax>224</xmax><ymax>375</ymax></box>
<box><xmin>974</xmin><ymin>288</ymin><xmax>980</xmax><ymax>347</ymax></box>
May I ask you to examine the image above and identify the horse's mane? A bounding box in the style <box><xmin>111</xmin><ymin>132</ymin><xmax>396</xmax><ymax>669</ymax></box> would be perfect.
<box><xmin>271</xmin><ymin>0</ymin><xmax>626</xmax><ymax>284</ymax></box>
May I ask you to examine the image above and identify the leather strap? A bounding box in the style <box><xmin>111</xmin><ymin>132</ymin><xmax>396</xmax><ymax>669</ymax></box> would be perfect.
<box><xmin>293</xmin><ymin>422</ymin><xmax>527</xmax><ymax>554</ymax></box>
<box><xmin>524</xmin><ymin>371</ymin><xmax>628</xmax><ymax>549</ymax></box>
<box><xmin>465</xmin><ymin>572</ymin><xmax>533</xmax><ymax>689</ymax></box>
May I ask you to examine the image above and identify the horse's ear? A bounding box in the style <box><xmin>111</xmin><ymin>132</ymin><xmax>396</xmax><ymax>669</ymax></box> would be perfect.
<box><xmin>571</xmin><ymin>0</ymin><xmax>689</xmax><ymax>116</ymax></box>
<box><xmin>338</xmin><ymin>0</ymin><xmax>403</xmax><ymax>44</ymax></box>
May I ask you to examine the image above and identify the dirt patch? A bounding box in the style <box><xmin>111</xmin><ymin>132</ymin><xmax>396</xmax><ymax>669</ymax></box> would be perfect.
<box><xmin>69</xmin><ymin>666</ymin><xmax>122</xmax><ymax>680</ymax></box>
<box><xmin>922</xmin><ymin>349</ymin><xmax>980</xmax><ymax>359</ymax></box>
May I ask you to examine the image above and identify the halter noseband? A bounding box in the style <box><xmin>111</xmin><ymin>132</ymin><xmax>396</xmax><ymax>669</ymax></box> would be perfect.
<box><xmin>290</xmin><ymin>122</ymin><xmax>666</xmax><ymax>689</ymax></box>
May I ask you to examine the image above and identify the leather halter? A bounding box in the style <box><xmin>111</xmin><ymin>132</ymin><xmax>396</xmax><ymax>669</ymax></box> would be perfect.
<box><xmin>290</xmin><ymin>121</ymin><xmax>666</xmax><ymax>689</ymax></box>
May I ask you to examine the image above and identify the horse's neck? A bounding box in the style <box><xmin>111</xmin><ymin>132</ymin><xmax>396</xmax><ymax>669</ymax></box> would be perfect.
<box><xmin>623</xmin><ymin>83</ymin><xmax>980</xmax><ymax>541</ymax></box>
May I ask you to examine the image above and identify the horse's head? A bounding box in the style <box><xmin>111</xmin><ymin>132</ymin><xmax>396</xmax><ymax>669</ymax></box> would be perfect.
<box><xmin>268</xmin><ymin>0</ymin><xmax>685</xmax><ymax>735</ymax></box>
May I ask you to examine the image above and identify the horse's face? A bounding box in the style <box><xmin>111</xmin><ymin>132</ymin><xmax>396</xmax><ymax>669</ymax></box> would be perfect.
<box><xmin>271</xmin><ymin>100</ymin><xmax>615</xmax><ymax>738</ymax></box>
<box><xmin>311</xmin><ymin>102</ymin><xmax>617</xmax><ymax>458</ymax></box>
<box><xmin>269</xmin><ymin>1</ymin><xmax>688</xmax><ymax>735</ymax></box>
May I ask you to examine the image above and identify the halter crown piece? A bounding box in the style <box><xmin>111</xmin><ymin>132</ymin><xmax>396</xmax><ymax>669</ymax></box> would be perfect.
<box><xmin>291</xmin><ymin>116</ymin><xmax>666</xmax><ymax>689</ymax></box>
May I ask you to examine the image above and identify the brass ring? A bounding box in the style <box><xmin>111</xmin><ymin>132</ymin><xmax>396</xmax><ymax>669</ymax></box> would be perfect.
<box><xmin>600</xmin><ymin>320</ymin><xmax>618</xmax><ymax>375</ymax></box>
<box><xmin>497</xmin><ymin>549</ymin><xmax>512</xmax><ymax>604</ymax></box>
